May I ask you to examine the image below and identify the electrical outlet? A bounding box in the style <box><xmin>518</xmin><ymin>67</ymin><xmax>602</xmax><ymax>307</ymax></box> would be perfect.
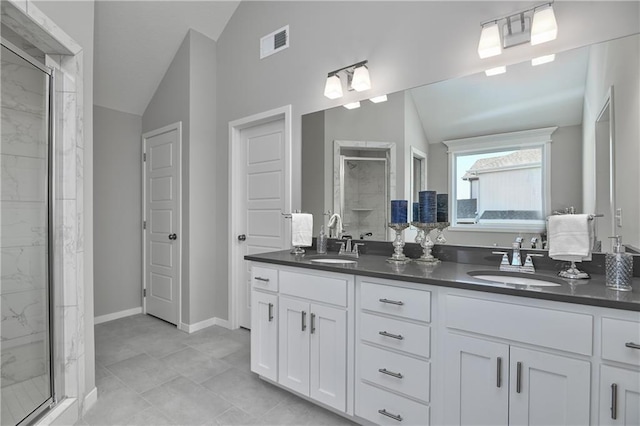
<box><xmin>615</xmin><ymin>208</ymin><xmax>622</xmax><ymax>227</ymax></box>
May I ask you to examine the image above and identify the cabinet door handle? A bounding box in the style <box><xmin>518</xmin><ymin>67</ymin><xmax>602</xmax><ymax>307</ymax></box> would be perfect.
<box><xmin>268</xmin><ymin>303</ymin><xmax>274</xmax><ymax>322</ymax></box>
<box><xmin>625</xmin><ymin>342</ymin><xmax>640</xmax><ymax>350</ymax></box>
<box><xmin>379</xmin><ymin>331</ymin><xmax>404</xmax><ymax>340</ymax></box>
<box><xmin>379</xmin><ymin>298</ymin><xmax>404</xmax><ymax>306</ymax></box>
<box><xmin>310</xmin><ymin>313</ymin><xmax>316</xmax><ymax>334</ymax></box>
<box><xmin>496</xmin><ymin>357</ymin><xmax>502</xmax><ymax>388</ymax></box>
<box><xmin>611</xmin><ymin>383</ymin><xmax>618</xmax><ymax>420</ymax></box>
<box><xmin>516</xmin><ymin>361</ymin><xmax>522</xmax><ymax>394</ymax></box>
<box><xmin>378</xmin><ymin>368</ymin><xmax>403</xmax><ymax>379</ymax></box>
<box><xmin>301</xmin><ymin>311</ymin><xmax>307</xmax><ymax>331</ymax></box>
<box><xmin>378</xmin><ymin>409</ymin><xmax>403</xmax><ymax>422</ymax></box>
<box><xmin>255</xmin><ymin>277</ymin><xmax>270</xmax><ymax>282</ymax></box>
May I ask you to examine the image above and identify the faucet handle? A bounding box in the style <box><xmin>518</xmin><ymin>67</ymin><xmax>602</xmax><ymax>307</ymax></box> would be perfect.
<box><xmin>522</xmin><ymin>253</ymin><xmax>544</xmax><ymax>273</ymax></box>
<box><xmin>353</xmin><ymin>243</ymin><xmax>364</xmax><ymax>256</ymax></box>
<box><xmin>492</xmin><ymin>251</ymin><xmax>510</xmax><ymax>267</ymax></box>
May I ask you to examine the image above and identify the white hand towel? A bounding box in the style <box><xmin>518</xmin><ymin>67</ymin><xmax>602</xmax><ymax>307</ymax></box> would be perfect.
<box><xmin>327</xmin><ymin>213</ymin><xmax>343</xmax><ymax>238</ymax></box>
<box><xmin>548</xmin><ymin>214</ymin><xmax>593</xmax><ymax>262</ymax></box>
<box><xmin>291</xmin><ymin>213</ymin><xmax>313</xmax><ymax>247</ymax></box>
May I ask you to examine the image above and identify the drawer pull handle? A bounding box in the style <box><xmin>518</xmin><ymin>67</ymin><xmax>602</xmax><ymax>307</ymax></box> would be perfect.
<box><xmin>625</xmin><ymin>342</ymin><xmax>640</xmax><ymax>350</ymax></box>
<box><xmin>378</xmin><ymin>409</ymin><xmax>403</xmax><ymax>422</ymax></box>
<box><xmin>496</xmin><ymin>357</ymin><xmax>502</xmax><ymax>388</ymax></box>
<box><xmin>516</xmin><ymin>361</ymin><xmax>522</xmax><ymax>394</ymax></box>
<box><xmin>255</xmin><ymin>277</ymin><xmax>270</xmax><ymax>283</ymax></box>
<box><xmin>611</xmin><ymin>383</ymin><xmax>618</xmax><ymax>420</ymax></box>
<box><xmin>379</xmin><ymin>331</ymin><xmax>404</xmax><ymax>340</ymax></box>
<box><xmin>268</xmin><ymin>303</ymin><xmax>274</xmax><ymax>322</ymax></box>
<box><xmin>379</xmin><ymin>298</ymin><xmax>404</xmax><ymax>306</ymax></box>
<box><xmin>378</xmin><ymin>368</ymin><xmax>403</xmax><ymax>379</ymax></box>
<box><xmin>301</xmin><ymin>311</ymin><xmax>307</xmax><ymax>331</ymax></box>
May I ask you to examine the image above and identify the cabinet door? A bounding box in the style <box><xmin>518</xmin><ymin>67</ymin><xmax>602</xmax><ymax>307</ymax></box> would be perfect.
<box><xmin>509</xmin><ymin>346</ymin><xmax>590</xmax><ymax>426</ymax></box>
<box><xmin>278</xmin><ymin>296</ymin><xmax>310</xmax><ymax>396</ymax></box>
<box><xmin>309</xmin><ymin>304</ymin><xmax>347</xmax><ymax>412</ymax></box>
<box><xmin>444</xmin><ymin>333</ymin><xmax>509</xmax><ymax>426</ymax></box>
<box><xmin>250</xmin><ymin>291</ymin><xmax>278</xmax><ymax>381</ymax></box>
<box><xmin>599</xmin><ymin>365</ymin><xmax>640</xmax><ymax>425</ymax></box>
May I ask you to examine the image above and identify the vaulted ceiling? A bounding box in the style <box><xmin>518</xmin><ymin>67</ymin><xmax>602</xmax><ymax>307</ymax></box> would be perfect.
<box><xmin>93</xmin><ymin>1</ymin><xmax>240</xmax><ymax>116</ymax></box>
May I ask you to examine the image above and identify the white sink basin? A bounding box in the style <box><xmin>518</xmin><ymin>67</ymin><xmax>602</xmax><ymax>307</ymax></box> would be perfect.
<box><xmin>309</xmin><ymin>258</ymin><xmax>357</xmax><ymax>264</ymax></box>
<box><xmin>468</xmin><ymin>271</ymin><xmax>563</xmax><ymax>287</ymax></box>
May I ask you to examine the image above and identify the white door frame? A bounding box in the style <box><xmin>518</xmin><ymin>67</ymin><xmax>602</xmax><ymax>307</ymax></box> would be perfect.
<box><xmin>142</xmin><ymin>122</ymin><xmax>183</xmax><ymax>324</ymax></box>
<box><xmin>228</xmin><ymin>105</ymin><xmax>292</xmax><ymax>330</ymax></box>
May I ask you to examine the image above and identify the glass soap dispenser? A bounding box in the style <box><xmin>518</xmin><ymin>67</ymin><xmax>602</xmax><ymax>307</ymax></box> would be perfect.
<box><xmin>317</xmin><ymin>225</ymin><xmax>327</xmax><ymax>254</ymax></box>
<box><xmin>605</xmin><ymin>236</ymin><xmax>633</xmax><ymax>291</ymax></box>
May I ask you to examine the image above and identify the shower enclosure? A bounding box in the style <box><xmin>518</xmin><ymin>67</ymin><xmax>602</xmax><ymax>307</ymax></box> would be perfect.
<box><xmin>1</xmin><ymin>40</ymin><xmax>55</xmax><ymax>425</ymax></box>
<box><xmin>339</xmin><ymin>155</ymin><xmax>389</xmax><ymax>240</ymax></box>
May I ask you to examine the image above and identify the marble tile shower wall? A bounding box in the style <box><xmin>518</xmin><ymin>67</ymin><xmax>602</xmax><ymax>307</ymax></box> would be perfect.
<box><xmin>343</xmin><ymin>161</ymin><xmax>387</xmax><ymax>240</ymax></box>
<box><xmin>1</xmin><ymin>49</ymin><xmax>49</xmax><ymax>388</ymax></box>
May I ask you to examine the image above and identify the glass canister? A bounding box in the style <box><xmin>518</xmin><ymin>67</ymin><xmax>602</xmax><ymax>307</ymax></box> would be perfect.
<box><xmin>605</xmin><ymin>236</ymin><xmax>633</xmax><ymax>291</ymax></box>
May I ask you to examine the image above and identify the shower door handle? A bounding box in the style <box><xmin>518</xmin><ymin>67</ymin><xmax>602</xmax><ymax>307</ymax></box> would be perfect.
<box><xmin>168</xmin><ymin>233</ymin><xmax>177</xmax><ymax>240</ymax></box>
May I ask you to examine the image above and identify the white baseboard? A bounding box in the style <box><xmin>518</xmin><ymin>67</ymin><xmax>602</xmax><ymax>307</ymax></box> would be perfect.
<box><xmin>178</xmin><ymin>317</ymin><xmax>230</xmax><ymax>333</ymax></box>
<box><xmin>83</xmin><ymin>387</ymin><xmax>98</xmax><ymax>414</ymax></box>
<box><xmin>94</xmin><ymin>307</ymin><xmax>142</xmax><ymax>325</ymax></box>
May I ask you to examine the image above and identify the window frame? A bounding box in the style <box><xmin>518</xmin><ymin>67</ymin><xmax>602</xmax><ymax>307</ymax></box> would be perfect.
<box><xmin>443</xmin><ymin>127</ymin><xmax>557</xmax><ymax>233</ymax></box>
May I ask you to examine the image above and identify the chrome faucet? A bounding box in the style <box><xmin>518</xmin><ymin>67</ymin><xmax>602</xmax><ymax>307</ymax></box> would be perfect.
<box><xmin>338</xmin><ymin>238</ymin><xmax>362</xmax><ymax>258</ymax></box>
<box><xmin>492</xmin><ymin>236</ymin><xmax>543</xmax><ymax>273</ymax></box>
<box><xmin>511</xmin><ymin>239</ymin><xmax>523</xmax><ymax>267</ymax></box>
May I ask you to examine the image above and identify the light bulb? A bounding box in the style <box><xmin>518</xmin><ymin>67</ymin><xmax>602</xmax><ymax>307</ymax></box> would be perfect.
<box><xmin>478</xmin><ymin>22</ymin><xmax>502</xmax><ymax>59</ymax></box>
<box><xmin>351</xmin><ymin>65</ymin><xmax>371</xmax><ymax>92</ymax></box>
<box><xmin>324</xmin><ymin>74</ymin><xmax>343</xmax><ymax>99</ymax></box>
<box><xmin>531</xmin><ymin>5</ymin><xmax>558</xmax><ymax>45</ymax></box>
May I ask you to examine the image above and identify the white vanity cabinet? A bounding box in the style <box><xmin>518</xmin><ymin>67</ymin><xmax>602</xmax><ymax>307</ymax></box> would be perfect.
<box><xmin>277</xmin><ymin>269</ymin><xmax>353</xmax><ymax>412</ymax></box>
<box><xmin>598</xmin><ymin>317</ymin><xmax>640</xmax><ymax>425</ymax></box>
<box><xmin>355</xmin><ymin>278</ymin><xmax>432</xmax><ymax>425</ymax></box>
<box><xmin>250</xmin><ymin>266</ymin><xmax>279</xmax><ymax>381</ymax></box>
<box><xmin>443</xmin><ymin>293</ymin><xmax>592</xmax><ymax>426</ymax></box>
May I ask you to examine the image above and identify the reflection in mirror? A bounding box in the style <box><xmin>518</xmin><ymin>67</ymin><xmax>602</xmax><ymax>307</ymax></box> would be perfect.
<box><xmin>301</xmin><ymin>33</ymin><xmax>640</xmax><ymax>251</ymax></box>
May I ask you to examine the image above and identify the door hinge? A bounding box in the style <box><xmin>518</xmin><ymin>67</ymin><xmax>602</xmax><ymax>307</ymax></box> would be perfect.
<box><xmin>143</xmin><ymin>288</ymin><xmax>146</xmax><ymax>297</ymax></box>
<box><xmin>143</xmin><ymin>220</ymin><xmax>146</xmax><ymax>229</ymax></box>
<box><xmin>143</xmin><ymin>152</ymin><xmax>146</xmax><ymax>162</ymax></box>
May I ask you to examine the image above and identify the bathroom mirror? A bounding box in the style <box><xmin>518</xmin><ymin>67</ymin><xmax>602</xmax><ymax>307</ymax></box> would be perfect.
<box><xmin>301</xmin><ymin>33</ymin><xmax>640</xmax><ymax>251</ymax></box>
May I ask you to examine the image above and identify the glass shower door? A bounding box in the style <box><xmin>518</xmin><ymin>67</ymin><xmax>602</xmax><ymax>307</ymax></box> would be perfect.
<box><xmin>1</xmin><ymin>43</ymin><xmax>54</xmax><ymax>425</ymax></box>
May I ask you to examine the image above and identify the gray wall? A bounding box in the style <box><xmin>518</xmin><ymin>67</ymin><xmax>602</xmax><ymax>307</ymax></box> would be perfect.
<box><xmin>216</xmin><ymin>3</ymin><xmax>638</xmax><ymax>316</ymax></box>
<box><xmin>142</xmin><ymin>30</ymin><xmax>218</xmax><ymax>325</ymax></box>
<box><xmin>93</xmin><ymin>106</ymin><xmax>142</xmax><ymax>318</ymax></box>
<box><xmin>583</xmin><ymin>34</ymin><xmax>640</xmax><ymax>249</ymax></box>
<box><xmin>33</xmin><ymin>0</ymin><xmax>96</xmax><ymax>404</ymax></box>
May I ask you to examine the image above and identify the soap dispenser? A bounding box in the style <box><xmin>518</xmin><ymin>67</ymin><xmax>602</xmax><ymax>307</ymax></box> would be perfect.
<box><xmin>605</xmin><ymin>236</ymin><xmax>633</xmax><ymax>291</ymax></box>
<box><xmin>317</xmin><ymin>225</ymin><xmax>328</xmax><ymax>254</ymax></box>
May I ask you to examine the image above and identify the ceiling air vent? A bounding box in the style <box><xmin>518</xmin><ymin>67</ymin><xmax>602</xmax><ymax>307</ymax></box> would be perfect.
<box><xmin>260</xmin><ymin>25</ymin><xmax>289</xmax><ymax>59</ymax></box>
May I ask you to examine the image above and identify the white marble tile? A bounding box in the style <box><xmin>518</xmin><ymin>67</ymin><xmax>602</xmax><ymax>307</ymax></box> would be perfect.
<box><xmin>1</xmin><ymin>107</ymin><xmax>47</xmax><ymax>158</ymax></box>
<box><xmin>76</xmin><ymin>147</ymin><xmax>84</xmax><ymax>252</ymax></box>
<box><xmin>1</xmin><ymin>246</ymin><xmax>48</xmax><ymax>294</ymax></box>
<box><xmin>1</xmin><ymin>201</ymin><xmax>47</xmax><ymax>248</ymax></box>
<box><xmin>25</xmin><ymin>0</ymin><xmax>81</xmax><ymax>54</ymax></box>
<box><xmin>1</xmin><ymin>60</ymin><xmax>47</xmax><ymax>115</ymax></box>
<box><xmin>60</xmin><ymin>200</ymin><xmax>78</xmax><ymax>307</ymax></box>
<box><xmin>1</xmin><ymin>154</ymin><xmax>47</xmax><ymax>202</ymax></box>
<box><xmin>1</xmin><ymin>288</ymin><xmax>46</xmax><ymax>340</ymax></box>
<box><xmin>60</xmin><ymin>93</ymin><xmax>77</xmax><ymax>200</ymax></box>
<box><xmin>1</xmin><ymin>339</ymin><xmax>49</xmax><ymax>387</ymax></box>
<box><xmin>7</xmin><ymin>0</ymin><xmax>28</xmax><ymax>13</ymax></box>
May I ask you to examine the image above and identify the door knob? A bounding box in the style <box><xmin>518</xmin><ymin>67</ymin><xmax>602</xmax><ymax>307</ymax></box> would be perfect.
<box><xmin>168</xmin><ymin>233</ymin><xmax>177</xmax><ymax>240</ymax></box>
<box><xmin>238</xmin><ymin>234</ymin><xmax>247</xmax><ymax>241</ymax></box>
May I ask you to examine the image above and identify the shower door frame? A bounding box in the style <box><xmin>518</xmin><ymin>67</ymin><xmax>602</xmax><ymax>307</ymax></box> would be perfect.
<box><xmin>1</xmin><ymin>37</ymin><xmax>57</xmax><ymax>426</ymax></box>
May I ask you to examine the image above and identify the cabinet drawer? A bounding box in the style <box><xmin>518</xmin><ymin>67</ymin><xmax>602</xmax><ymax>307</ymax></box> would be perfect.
<box><xmin>361</xmin><ymin>281</ymin><xmax>431</xmax><ymax>323</ymax></box>
<box><xmin>445</xmin><ymin>294</ymin><xmax>593</xmax><ymax>356</ymax></box>
<box><xmin>280</xmin><ymin>270</ymin><xmax>348</xmax><ymax>307</ymax></box>
<box><xmin>360</xmin><ymin>312</ymin><xmax>430</xmax><ymax>358</ymax></box>
<box><xmin>252</xmin><ymin>266</ymin><xmax>278</xmax><ymax>292</ymax></box>
<box><xmin>359</xmin><ymin>343</ymin><xmax>430</xmax><ymax>402</ymax></box>
<box><xmin>602</xmin><ymin>317</ymin><xmax>640</xmax><ymax>366</ymax></box>
<box><xmin>356</xmin><ymin>382</ymin><xmax>429</xmax><ymax>426</ymax></box>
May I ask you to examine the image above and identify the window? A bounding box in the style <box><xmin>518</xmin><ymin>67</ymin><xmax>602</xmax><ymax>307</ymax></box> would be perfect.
<box><xmin>443</xmin><ymin>127</ymin><xmax>556</xmax><ymax>232</ymax></box>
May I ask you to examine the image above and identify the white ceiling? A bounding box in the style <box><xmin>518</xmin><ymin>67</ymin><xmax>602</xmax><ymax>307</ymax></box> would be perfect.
<box><xmin>410</xmin><ymin>45</ymin><xmax>590</xmax><ymax>143</ymax></box>
<box><xmin>94</xmin><ymin>1</ymin><xmax>240</xmax><ymax>115</ymax></box>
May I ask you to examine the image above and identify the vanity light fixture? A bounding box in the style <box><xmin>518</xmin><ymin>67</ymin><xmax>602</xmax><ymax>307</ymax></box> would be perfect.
<box><xmin>477</xmin><ymin>2</ymin><xmax>558</xmax><ymax>59</ymax></box>
<box><xmin>531</xmin><ymin>53</ymin><xmax>556</xmax><ymax>66</ymax></box>
<box><xmin>343</xmin><ymin>101</ymin><xmax>361</xmax><ymax>110</ymax></box>
<box><xmin>370</xmin><ymin>95</ymin><xmax>388</xmax><ymax>103</ymax></box>
<box><xmin>323</xmin><ymin>60</ymin><xmax>371</xmax><ymax>99</ymax></box>
<box><xmin>485</xmin><ymin>66</ymin><xmax>506</xmax><ymax>76</ymax></box>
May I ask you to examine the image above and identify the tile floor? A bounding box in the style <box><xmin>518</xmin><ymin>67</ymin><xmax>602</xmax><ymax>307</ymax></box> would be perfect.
<box><xmin>77</xmin><ymin>314</ymin><xmax>357</xmax><ymax>425</ymax></box>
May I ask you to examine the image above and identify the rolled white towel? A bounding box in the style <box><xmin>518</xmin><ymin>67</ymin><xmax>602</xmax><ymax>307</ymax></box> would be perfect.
<box><xmin>327</xmin><ymin>213</ymin><xmax>342</xmax><ymax>238</ymax></box>
<box><xmin>548</xmin><ymin>214</ymin><xmax>593</xmax><ymax>262</ymax></box>
<box><xmin>291</xmin><ymin>213</ymin><xmax>313</xmax><ymax>247</ymax></box>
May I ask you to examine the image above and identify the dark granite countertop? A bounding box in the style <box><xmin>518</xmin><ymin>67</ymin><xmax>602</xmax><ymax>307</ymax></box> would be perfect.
<box><xmin>245</xmin><ymin>250</ymin><xmax>640</xmax><ymax>312</ymax></box>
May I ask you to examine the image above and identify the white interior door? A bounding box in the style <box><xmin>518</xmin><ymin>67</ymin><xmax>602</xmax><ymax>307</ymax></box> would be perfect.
<box><xmin>235</xmin><ymin>117</ymin><xmax>287</xmax><ymax>329</ymax></box>
<box><xmin>143</xmin><ymin>123</ymin><xmax>181</xmax><ymax>325</ymax></box>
